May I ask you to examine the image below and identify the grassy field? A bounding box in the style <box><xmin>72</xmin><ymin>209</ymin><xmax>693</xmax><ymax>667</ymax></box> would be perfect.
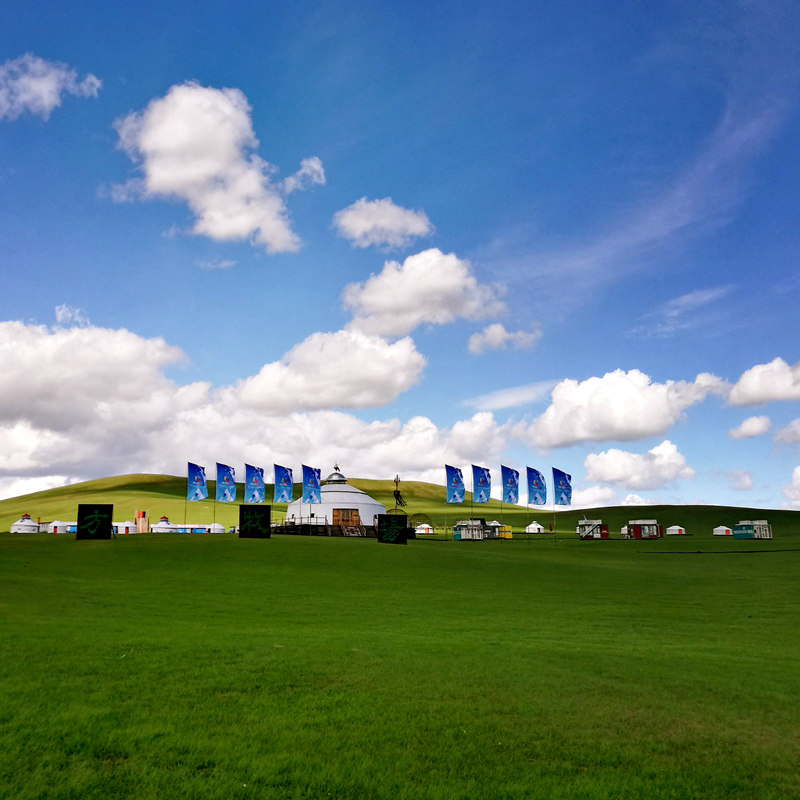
<box><xmin>1</xmin><ymin>528</ymin><xmax>799</xmax><ymax>799</ymax></box>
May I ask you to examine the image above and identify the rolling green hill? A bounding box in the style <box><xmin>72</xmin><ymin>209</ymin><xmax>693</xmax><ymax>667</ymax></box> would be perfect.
<box><xmin>2</xmin><ymin>473</ymin><xmax>799</xmax><ymax>536</ymax></box>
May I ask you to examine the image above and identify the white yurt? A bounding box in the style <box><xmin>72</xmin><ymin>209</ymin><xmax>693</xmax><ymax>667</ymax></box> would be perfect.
<box><xmin>10</xmin><ymin>514</ymin><xmax>39</xmax><ymax>533</ymax></box>
<box><xmin>47</xmin><ymin>520</ymin><xmax>69</xmax><ymax>534</ymax></box>
<box><xmin>525</xmin><ymin>521</ymin><xmax>545</xmax><ymax>533</ymax></box>
<box><xmin>415</xmin><ymin>523</ymin><xmax>434</xmax><ymax>535</ymax></box>
<box><xmin>151</xmin><ymin>515</ymin><xmax>177</xmax><ymax>533</ymax></box>
<box><xmin>666</xmin><ymin>525</ymin><xmax>686</xmax><ymax>536</ymax></box>
<box><xmin>114</xmin><ymin>521</ymin><xmax>137</xmax><ymax>535</ymax></box>
<box><xmin>208</xmin><ymin>523</ymin><xmax>225</xmax><ymax>534</ymax></box>
<box><xmin>713</xmin><ymin>525</ymin><xmax>732</xmax><ymax>536</ymax></box>
<box><xmin>285</xmin><ymin>467</ymin><xmax>386</xmax><ymax>526</ymax></box>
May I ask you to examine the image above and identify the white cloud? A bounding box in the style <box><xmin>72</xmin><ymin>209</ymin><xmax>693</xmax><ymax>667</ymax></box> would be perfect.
<box><xmin>54</xmin><ymin>304</ymin><xmax>90</xmax><ymax>327</ymax></box>
<box><xmin>333</xmin><ymin>197</ymin><xmax>433</xmax><ymax>249</ymax></box>
<box><xmin>0</xmin><ymin>475</ymin><xmax>75</xmax><ymax>502</ymax></box>
<box><xmin>0</xmin><ymin>319</ymin><xmax>510</xmax><ymax>494</ymax></box>
<box><xmin>467</xmin><ymin>323</ymin><xmax>542</xmax><ymax>355</ymax></box>
<box><xmin>774</xmin><ymin>419</ymin><xmax>800</xmax><ymax>444</ymax></box>
<box><xmin>229</xmin><ymin>328</ymin><xmax>426</xmax><ymax>413</ymax></box>
<box><xmin>0</xmin><ymin>54</ymin><xmax>100</xmax><ymax>121</ymax></box>
<box><xmin>516</xmin><ymin>369</ymin><xmax>726</xmax><ymax>448</ymax></box>
<box><xmin>583</xmin><ymin>440</ymin><xmax>694</xmax><ymax>490</ymax></box>
<box><xmin>196</xmin><ymin>259</ymin><xmax>236</xmax><ymax>270</ymax></box>
<box><xmin>622</xmin><ymin>494</ymin><xmax>650</xmax><ymax>506</ymax></box>
<box><xmin>726</xmin><ymin>470</ymin><xmax>753</xmax><ymax>491</ymax></box>
<box><xmin>729</xmin><ymin>358</ymin><xmax>800</xmax><ymax>405</ymax></box>
<box><xmin>113</xmin><ymin>82</ymin><xmax>321</xmax><ymax>253</ymax></box>
<box><xmin>465</xmin><ymin>380</ymin><xmax>558</xmax><ymax>412</ymax></box>
<box><xmin>344</xmin><ymin>248</ymin><xmax>505</xmax><ymax>337</ymax></box>
<box><xmin>631</xmin><ymin>286</ymin><xmax>733</xmax><ymax>337</ymax></box>
<box><xmin>571</xmin><ymin>485</ymin><xmax>618</xmax><ymax>509</ymax></box>
<box><xmin>728</xmin><ymin>415</ymin><xmax>771</xmax><ymax>439</ymax></box>
<box><xmin>781</xmin><ymin>466</ymin><xmax>800</xmax><ymax>509</ymax></box>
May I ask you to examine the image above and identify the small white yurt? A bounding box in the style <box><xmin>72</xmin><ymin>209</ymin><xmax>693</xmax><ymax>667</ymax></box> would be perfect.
<box><xmin>47</xmin><ymin>520</ymin><xmax>69</xmax><ymax>534</ymax></box>
<box><xmin>525</xmin><ymin>521</ymin><xmax>545</xmax><ymax>534</ymax></box>
<box><xmin>666</xmin><ymin>525</ymin><xmax>686</xmax><ymax>536</ymax></box>
<box><xmin>208</xmin><ymin>523</ymin><xmax>225</xmax><ymax>534</ymax></box>
<box><xmin>114</xmin><ymin>521</ymin><xmax>137</xmax><ymax>535</ymax></box>
<box><xmin>713</xmin><ymin>525</ymin><xmax>732</xmax><ymax>536</ymax></box>
<box><xmin>10</xmin><ymin>513</ymin><xmax>39</xmax><ymax>533</ymax></box>
<box><xmin>151</xmin><ymin>515</ymin><xmax>176</xmax><ymax>533</ymax></box>
<box><xmin>415</xmin><ymin>523</ymin><xmax>434</xmax><ymax>535</ymax></box>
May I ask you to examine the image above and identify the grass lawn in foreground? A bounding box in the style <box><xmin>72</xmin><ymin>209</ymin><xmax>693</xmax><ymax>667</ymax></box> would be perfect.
<box><xmin>1</xmin><ymin>532</ymin><xmax>798</xmax><ymax>799</ymax></box>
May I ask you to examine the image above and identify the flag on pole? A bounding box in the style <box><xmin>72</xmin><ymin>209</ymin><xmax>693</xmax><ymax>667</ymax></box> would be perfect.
<box><xmin>472</xmin><ymin>465</ymin><xmax>491</xmax><ymax>503</ymax></box>
<box><xmin>445</xmin><ymin>465</ymin><xmax>464</xmax><ymax>503</ymax></box>
<box><xmin>245</xmin><ymin>464</ymin><xmax>265</xmax><ymax>504</ymax></box>
<box><xmin>216</xmin><ymin>463</ymin><xmax>237</xmax><ymax>503</ymax></box>
<box><xmin>527</xmin><ymin>467</ymin><xmax>547</xmax><ymax>505</ymax></box>
<box><xmin>273</xmin><ymin>464</ymin><xmax>293</xmax><ymax>503</ymax></box>
<box><xmin>501</xmin><ymin>465</ymin><xmax>519</xmax><ymax>505</ymax></box>
<box><xmin>302</xmin><ymin>465</ymin><xmax>321</xmax><ymax>504</ymax></box>
<box><xmin>553</xmin><ymin>467</ymin><xmax>572</xmax><ymax>506</ymax></box>
<box><xmin>187</xmin><ymin>462</ymin><xmax>208</xmax><ymax>501</ymax></box>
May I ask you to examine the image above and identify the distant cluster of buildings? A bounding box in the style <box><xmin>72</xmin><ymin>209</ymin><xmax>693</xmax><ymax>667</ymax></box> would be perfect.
<box><xmin>576</xmin><ymin>518</ymin><xmax>773</xmax><ymax>540</ymax></box>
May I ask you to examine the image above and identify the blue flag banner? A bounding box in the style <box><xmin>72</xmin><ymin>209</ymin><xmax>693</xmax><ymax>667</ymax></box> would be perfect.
<box><xmin>553</xmin><ymin>467</ymin><xmax>572</xmax><ymax>506</ymax></box>
<box><xmin>527</xmin><ymin>467</ymin><xmax>547</xmax><ymax>505</ymax></box>
<box><xmin>187</xmin><ymin>462</ymin><xmax>208</xmax><ymax>502</ymax></box>
<box><xmin>273</xmin><ymin>464</ymin><xmax>293</xmax><ymax>504</ymax></box>
<box><xmin>216</xmin><ymin>463</ymin><xmax>237</xmax><ymax>503</ymax></box>
<box><xmin>302</xmin><ymin>465</ymin><xmax>321</xmax><ymax>504</ymax></box>
<box><xmin>501</xmin><ymin>465</ymin><xmax>519</xmax><ymax>505</ymax></box>
<box><xmin>245</xmin><ymin>464</ymin><xmax>265</xmax><ymax>504</ymax></box>
<box><xmin>472</xmin><ymin>465</ymin><xmax>491</xmax><ymax>503</ymax></box>
<box><xmin>445</xmin><ymin>465</ymin><xmax>465</xmax><ymax>504</ymax></box>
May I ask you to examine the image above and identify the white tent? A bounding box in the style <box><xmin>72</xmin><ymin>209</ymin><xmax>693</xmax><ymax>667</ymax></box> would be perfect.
<box><xmin>285</xmin><ymin>468</ymin><xmax>386</xmax><ymax>526</ymax></box>
<box><xmin>114</xmin><ymin>521</ymin><xmax>137</xmax><ymax>534</ymax></box>
<box><xmin>47</xmin><ymin>520</ymin><xmax>69</xmax><ymax>534</ymax></box>
<box><xmin>151</xmin><ymin>516</ymin><xmax>177</xmax><ymax>533</ymax></box>
<box><xmin>713</xmin><ymin>525</ymin><xmax>732</xmax><ymax>536</ymax></box>
<box><xmin>666</xmin><ymin>525</ymin><xmax>686</xmax><ymax>536</ymax></box>
<box><xmin>525</xmin><ymin>521</ymin><xmax>544</xmax><ymax>533</ymax></box>
<box><xmin>415</xmin><ymin>523</ymin><xmax>434</xmax><ymax>535</ymax></box>
<box><xmin>10</xmin><ymin>514</ymin><xmax>39</xmax><ymax>533</ymax></box>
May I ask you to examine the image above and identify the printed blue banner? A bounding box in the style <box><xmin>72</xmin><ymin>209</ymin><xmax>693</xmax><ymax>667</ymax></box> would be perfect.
<box><xmin>245</xmin><ymin>464</ymin><xmax>264</xmax><ymax>504</ymax></box>
<box><xmin>273</xmin><ymin>464</ymin><xmax>293</xmax><ymax>504</ymax></box>
<box><xmin>501</xmin><ymin>465</ymin><xmax>519</xmax><ymax>505</ymax></box>
<box><xmin>302</xmin><ymin>465</ymin><xmax>321</xmax><ymax>504</ymax></box>
<box><xmin>553</xmin><ymin>467</ymin><xmax>572</xmax><ymax>506</ymax></box>
<box><xmin>527</xmin><ymin>467</ymin><xmax>547</xmax><ymax>505</ymax></box>
<box><xmin>187</xmin><ymin>462</ymin><xmax>208</xmax><ymax>502</ymax></box>
<box><xmin>445</xmin><ymin>465</ymin><xmax>465</xmax><ymax>504</ymax></box>
<box><xmin>216</xmin><ymin>463</ymin><xmax>237</xmax><ymax>503</ymax></box>
<box><xmin>472</xmin><ymin>465</ymin><xmax>491</xmax><ymax>503</ymax></box>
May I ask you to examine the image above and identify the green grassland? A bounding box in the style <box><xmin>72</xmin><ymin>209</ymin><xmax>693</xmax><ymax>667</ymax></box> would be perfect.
<box><xmin>1</xmin><ymin>476</ymin><xmax>799</xmax><ymax>798</ymax></box>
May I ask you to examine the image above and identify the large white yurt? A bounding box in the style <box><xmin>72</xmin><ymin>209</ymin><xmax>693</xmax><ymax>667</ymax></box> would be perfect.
<box><xmin>285</xmin><ymin>467</ymin><xmax>386</xmax><ymax>526</ymax></box>
<box><xmin>151</xmin><ymin>515</ymin><xmax>177</xmax><ymax>533</ymax></box>
<box><xmin>10</xmin><ymin>514</ymin><xmax>40</xmax><ymax>533</ymax></box>
<box><xmin>525</xmin><ymin>521</ymin><xmax>545</xmax><ymax>533</ymax></box>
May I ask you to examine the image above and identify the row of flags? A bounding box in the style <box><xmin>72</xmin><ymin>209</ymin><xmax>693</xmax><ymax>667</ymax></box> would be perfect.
<box><xmin>187</xmin><ymin>463</ymin><xmax>323</xmax><ymax>504</ymax></box>
<box><xmin>445</xmin><ymin>465</ymin><xmax>572</xmax><ymax>506</ymax></box>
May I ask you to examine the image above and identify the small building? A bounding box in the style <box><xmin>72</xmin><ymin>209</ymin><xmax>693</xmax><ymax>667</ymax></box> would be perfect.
<box><xmin>624</xmin><ymin>519</ymin><xmax>663</xmax><ymax>539</ymax></box>
<box><xmin>285</xmin><ymin>467</ymin><xmax>386</xmax><ymax>527</ymax></box>
<box><xmin>47</xmin><ymin>520</ymin><xmax>70</xmax><ymax>534</ymax></box>
<box><xmin>10</xmin><ymin>513</ymin><xmax>40</xmax><ymax>533</ymax></box>
<box><xmin>453</xmin><ymin>519</ymin><xmax>486</xmax><ymax>540</ymax></box>
<box><xmin>525</xmin><ymin>521</ymin><xmax>545</xmax><ymax>534</ymax></box>
<box><xmin>577</xmin><ymin>519</ymin><xmax>609</xmax><ymax>539</ymax></box>
<box><xmin>151</xmin><ymin>515</ymin><xmax>177</xmax><ymax>533</ymax></box>
<box><xmin>713</xmin><ymin>525</ymin><xmax>732</xmax><ymax>536</ymax></box>
<box><xmin>415</xmin><ymin>523</ymin><xmax>434</xmax><ymax>536</ymax></box>
<box><xmin>733</xmin><ymin>520</ymin><xmax>773</xmax><ymax>540</ymax></box>
<box><xmin>486</xmin><ymin>520</ymin><xmax>512</xmax><ymax>539</ymax></box>
<box><xmin>666</xmin><ymin>525</ymin><xmax>687</xmax><ymax>536</ymax></box>
<box><xmin>114</xmin><ymin>521</ymin><xmax>137</xmax><ymax>535</ymax></box>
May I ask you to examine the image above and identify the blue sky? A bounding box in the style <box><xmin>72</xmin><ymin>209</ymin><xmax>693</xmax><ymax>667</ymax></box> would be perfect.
<box><xmin>2</xmin><ymin>0</ymin><xmax>800</xmax><ymax>509</ymax></box>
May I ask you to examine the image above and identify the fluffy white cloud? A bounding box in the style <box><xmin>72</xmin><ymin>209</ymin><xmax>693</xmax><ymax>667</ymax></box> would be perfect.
<box><xmin>230</xmin><ymin>329</ymin><xmax>426</xmax><ymax>413</ymax></box>
<box><xmin>467</xmin><ymin>323</ymin><xmax>542</xmax><ymax>355</ymax></box>
<box><xmin>729</xmin><ymin>358</ymin><xmax>800</xmax><ymax>405</ymax></box>
<box><xmin>282</xmin><ymin>156</ymin><xmax>325</xmax><ymax>194</ymax></box>
<box><xmin>583</xmin><ymin>440</ymin><xmax>694</xmax><ymax>490</ymax></box>
<box><xmin>0</xmin><ymin>54</ymin><xmax>100</xmax><ymax>121</ymax></box>
<box><xmin>571</xmin><ymin>485</ymin><xmax>618</xmax><ymax>509</ymax></box>
<box><xmin>781</xmin><ymin>466</ymin><xmax>800</xmax><ymax>509</ymax></box>
<box><xmin>774</xmin><ymin>419</ymin><xmax>800</xmax><ymax>444</ymax></box>
<box><xmin>726</xmin><ymin>470</ymin><xmax>753</xmax><ymax>491</ymax></box>
<box><xmin>54</xmin><ymin>304</ymin><xmax>90</xmax><ymax>327</ymax></box>
<box><xmin>728</xmin><ymin>415</ymin><xmax>771</xmax><ymax>439</ymax></box>
<box><xmin>0</xmin><ymin>320</ymin><xmax>511</xmax><ymax>497</ymax></box>
<box><xmin>344</xmin><ymin>248</ymin><xmax>505</xmax><ymax>337</ymax></box>
<box><xmin>516</xmin><ymin>369</ymin><xmax>725</xmax><ymax>448</ymax></box>
<box><xmin>333</xmin><ymin>197</ymin><xmax>433</xmax><ymax>249</ymax></box>
<box><xmin>0</xmin><ymin>474</ymin><xmax>76</xmax><ymax>502</ymax></box>
<box><xmin>113</xmin><ymin>82</ymin><xmax>321</xmax><ymax>253</ymax></box>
